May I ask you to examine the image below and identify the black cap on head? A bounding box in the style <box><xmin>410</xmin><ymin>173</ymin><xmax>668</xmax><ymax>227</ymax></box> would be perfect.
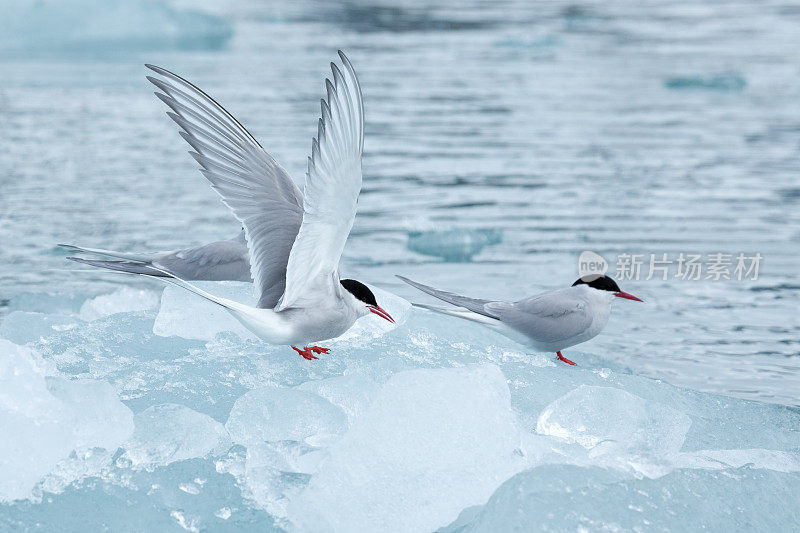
<box><xmin>572</xmin><ymin>275</ymin><xmax>621</xmax><ymax>293</ymax></box>
<box><xmin>340</xmin><ymin>279</ymin><xmax>378</xmax><ymax>306</ymax></box>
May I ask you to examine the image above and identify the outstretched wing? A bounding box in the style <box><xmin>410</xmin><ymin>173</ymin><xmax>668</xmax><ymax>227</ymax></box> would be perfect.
<box><xmin>484</xmin><ymin>288</ymin><xmax>593</xmax><ymax>345</ymax></box>
<box><xmin>276</xmin><ymin>51</ymin><xmax>364</xmax><ymax>311</ymax></box>
<box><xmin>146</xmin><ymin>64</ymin><xmax>304</xmax><ymax>308</ymax></box>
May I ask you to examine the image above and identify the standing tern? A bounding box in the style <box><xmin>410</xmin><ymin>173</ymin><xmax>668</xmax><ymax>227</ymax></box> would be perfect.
<box><xmin>59</xmin><ymin>230</ymin><xmax>250</xmax><ymax>281</ymax></box>
<box><xmin>70</xmin><ymin>51</ymin><xmax>394</xmax><ymax>360</ymax></box>
<box><xmin>397</xmin><ymin>274</ymin><xmax>642</xmax><ymax>365</ymax></box>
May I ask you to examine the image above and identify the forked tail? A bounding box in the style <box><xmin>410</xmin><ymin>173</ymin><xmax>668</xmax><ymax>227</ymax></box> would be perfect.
<box><xmin>67</xmin><ymin>257</ymin><xmax>245</xmax><ymax>313</ymax></box>
<box><xmin>412</xmin><ymin>302</ymin><xmax>501</xmax><ymax>326</ymax></box>
<box><xmin>396</xmin><ymin>275</ymin><xmax>498</xmax><ymax>318</ymax></box>
<box><xmin>58</xmin><ymin>243</ymin><xmax>156</xmax><ymax>262</ymax></box>
<box><xmin>62</xmin><ymin>258</ymin><xmax>168</xmax><ymax>276</ymax></box>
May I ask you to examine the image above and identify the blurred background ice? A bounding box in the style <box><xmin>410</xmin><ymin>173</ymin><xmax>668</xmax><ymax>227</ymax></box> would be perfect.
<box><xmin>1</xmin><ymin>0</ymin><xmax>799</xmax><ymax>530</ymax></box>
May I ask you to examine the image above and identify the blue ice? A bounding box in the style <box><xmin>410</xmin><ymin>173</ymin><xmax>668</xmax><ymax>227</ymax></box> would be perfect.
<box><xmin>1</xmin><ymin>284</ymin><xmax>799</xmax><ymax>530</ymax></box>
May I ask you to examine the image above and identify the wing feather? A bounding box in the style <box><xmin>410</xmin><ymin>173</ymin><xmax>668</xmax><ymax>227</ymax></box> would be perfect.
<box><xmin>276</xmin><ymin>51</ymin><xmax>365</xmax><ymax>310</ymax></box>
<box><xmin>484</xmin><ymin>289</ymin><xmax>593</xmax><ymax>344</ymax></box>
<box><xmin>146</xmin><ymin>64</ymin><xmax>304</xmax><ymax>308</ymax></box>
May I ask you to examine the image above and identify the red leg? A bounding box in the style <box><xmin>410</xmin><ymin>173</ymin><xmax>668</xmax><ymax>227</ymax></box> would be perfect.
<box><xmin>556</xmin><ymin>351</ymin><xmax>576</xmax><ymax>365</ymax></box>
<box><xmin>307</xmin><ymin>346</ymin><xmax>329</xmax><ymax>354</ymax></box>
<box><xmin>291</xmin><ymin>346</ymin><xmax>318</xmax><ymax>361</ymax></box>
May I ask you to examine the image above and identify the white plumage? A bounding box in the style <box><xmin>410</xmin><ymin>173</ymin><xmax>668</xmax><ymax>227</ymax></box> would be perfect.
<box><xmin>69</xmin><ymin>51</ymin><xmax>394</xmax><ymax>360</ymax></box>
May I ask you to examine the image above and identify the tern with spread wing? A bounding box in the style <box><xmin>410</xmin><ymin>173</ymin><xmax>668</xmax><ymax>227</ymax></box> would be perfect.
<box><xmin>397</xmin><ymin>274</ymin><xmax>642</xmax><ymax>365</ymax></box>
<box><xmin>60</xmin><ymin>230</ymin><xmax>250</xmax><ymax>281</ymax></box>
<box><xmin>70</xmin><ymin>51</ymin><xmax>394</xmax><ymax>361</ymax></box>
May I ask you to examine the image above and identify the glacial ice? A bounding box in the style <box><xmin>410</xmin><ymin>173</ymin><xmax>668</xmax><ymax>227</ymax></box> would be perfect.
<box><xmin>79</xmin><ymin>287</ymin><xmax>160</xmax><ymax>322</ymax></box>
<box><xmin>536</xmin><ymin>385</ymin><xmax>692</xmax><ymax>456</ymax></box>
<box><xmin>1</xmin><ymin>286</ymin><xmax>799</xmax><ymax>530</ymax></box>
<box><xmin>0</xmin><ymin>311</ymin><xmax>79</xmax><ymax>345</ymax></box>
<box><xmin>153</xmin><ymin>281</ymin><xmax>259</xmax><ymax>341</ymax></box>
<box><xmin>406</xmin><ymin>228</ymin><xmax>502</xmax><ymax>261</ymax></box>
<box><xmin>226</xmin><ymin>387</ymin><xmax>348</xmax><ymax>446</ymax></box>
<box><xmin>121</xmin><ymin>404</ymin><xmax>228</xmax><ymax>470</ymax></box>
<box><xmin>664</xmin><ymin>71</ymin><xmax>747</xmax><ymax>91</ymax></box>
<box><xmin>296</xmin><ymin>373</ymin><xmax>382</xmax><ymax>425</ymax></box>
<box><xmin>0</xmin><ymin>339</ymin><xmax>132</xmax><ymax>502</ymax></box>
<box><xmin>288</xmin><ymin>365</ymin><xmax>526</xmax><ymax>533</ymax></box>
<box><xmin>0</xmin><ymin>0</ymin><xmax>232</xmax><ymax>54</ymax></box>
<box><xmin>450</xmin><ymin>465</ymin><xmax>800</xmax><ymax>531</ymax></box>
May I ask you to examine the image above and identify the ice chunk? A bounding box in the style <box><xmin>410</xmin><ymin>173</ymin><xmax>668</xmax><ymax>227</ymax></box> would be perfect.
<box><xmin>3</xmin><ymin>457</ymin><xmax>275</xmax><ymax>531</ymax></box>
<box><xmin>447</xmin><ymin>465</ymin><xmax>800</xmax><ymax>531</ymax></box>
<box><xmin>6</xmin><ymin>291</ymin><xmax>85</xmax><ymax>315</ymax></box>
<box><xmin>121</xmin><ymin>404</ymin><xmax>228</xmax><ymax>470</ymax></box>
<box><xmin>153</xmin><ymin>281</ymin><xmax>258</xmax><ymax>341</ymax></box>
<box><xmin>226</xmin><ymin>388</ymin><xmax>347</xmax><ymax>446</ymax></box>
<box><xmin>225</xmin><ymin>388</ymin><xmax>347</xmax><ymax>518</ymax></box>
<box><xmin>288</xmin><ymin>364</ymin><xmax>525</xmax><ymax>533</ymax></box>
<box><xmin>39</xmin><ymin>447</ymin><xmax>115</xmax><ymax>496</ymax></box>
<box><xmin>296</xmin><ymin>373</ymin><xmax>381</xmax><ymax>425</ymax></box>
<box><xmin>536</xmin><ymin>385</ymin><xmax>692</xmax><ymax>457</ymax></box>
<box><xmin>0</xmin><ymin>311</ymin><xmax>79</xmax><ymax>345</ymax></box>
<box><xmin>79</xmin><ymin>287</ymin><xmax>160</xmax><ymax>322</ymax></box>
<box><xmin>676</xmin><ymin>449</ymin><xmax>800</xmax><ymax>473</ymax></box>
<box><xmin>46</xmin><ymin>377</ymin><xmax>134</xmax><ymax>451</ymax></box>
<box><xmin>154</xmin><ymin>281</ymin><xmax>409</xmax><ymax>343</ymax></box>
<box><xmin>407</xmin><ymin>228</ymin><xmax>502</xmax><ymax>261</ymax></box>
<box><xmin>0</xmin><ymin>340</ymin><xmax>133</xmax><ymax>502</ymax></box>
<box><xmin>664</xmin><ymin>71</ymin><xmax>746</xmax><ymax>91</ymax></box>
<box><xmin>0</xmin><ymin>0</ymin><xmax>232</xmax><ymax>54</ymax></box>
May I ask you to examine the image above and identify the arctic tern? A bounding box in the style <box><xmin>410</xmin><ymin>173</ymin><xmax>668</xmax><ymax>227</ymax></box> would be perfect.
<box><xmin>70</xmin><ymin>51</ymin><xmax>394</xmax><ymax>360</ymax></box>
<box><xmin>397</xmin><ymin>274</ymin><xmax>642</xmax><ymax>365</ymax></box>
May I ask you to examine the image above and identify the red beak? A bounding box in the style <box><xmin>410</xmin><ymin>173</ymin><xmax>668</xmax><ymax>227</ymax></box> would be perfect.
<box><xmin>368</xmin><ymin>305</ymin><xmax>395</xmax><ymax>323</ymax></box>
<box><xmin>614</xmin><ymin>291</ymin><xmax>643</xmax><ymax>302</ymax></box>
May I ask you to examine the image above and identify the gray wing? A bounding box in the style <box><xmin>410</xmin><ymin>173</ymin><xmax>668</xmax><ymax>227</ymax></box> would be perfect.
<box><xmin>396</xmin><ymin>275</ymin><xmax>498</xmax><ymax>317</ymax></box>
<box><xmin>484</xmin><ymin>288</ymin><xmax>593</xmax><ymax>344</ymax></box>
<box><xmin>146</xmin><ymin>65</ymin><xmax>303</xmax><ymax>308</ymax></box>
<box><xmin>155</xmin><ymin>237</ymin><xmax>251</xmax><ymax>282</ymax></box>
<box><xmin>60</xmin><ymin>232</ymin><xmax>249</xmax><ymax>281</ymax></box>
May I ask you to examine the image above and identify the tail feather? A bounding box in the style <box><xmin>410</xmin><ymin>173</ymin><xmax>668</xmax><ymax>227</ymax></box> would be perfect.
<box><xmin>66</xmin><ymin>257</ymin><xmax>244</xmax><ymax>313</ymax></box>
<box><xmin>396</xmin><ymin>275</ymin><xmax>497</xmax><ymax>318</ymax></box>
<box><xmin>66</xmin><ymin>257</ymin><xmax>167</xmax><ymax>276</ymax></box>
<box><xmin>413</xmin><ymin>303</ymin><xmax>501</xmax><ymax>325</ymax></box>
<box><xmin>58</xmin><ymin>244</ymin><xmax>156</xmax><ymax>262</ymax></box>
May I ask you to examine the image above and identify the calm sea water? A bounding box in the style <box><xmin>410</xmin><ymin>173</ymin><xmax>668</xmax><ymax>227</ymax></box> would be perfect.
<box><xmin>1</xmin><ymin>0</ymin><xmax>799</xmax><ymax>406</ymax></box>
